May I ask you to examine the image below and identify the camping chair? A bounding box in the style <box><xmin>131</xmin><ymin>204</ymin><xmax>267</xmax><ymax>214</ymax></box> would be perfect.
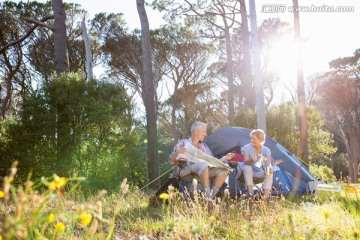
<box><xmin>228</xmin><ymin>159</ymin><xmax>285</xmax><ymax>198</ymax></box>
<box><xmin>226</xmin><ymin>153</ymin><xmax>262</xmax><ymax>197</ymax></box>
<box><xmin>165</xmin><ymin>160</ymin><xmax>208</xmax><ymax>200</ymax></box>
<box><xmin>153</xmin><ymin>165</ymin><xmax>200</xmax><ymax>203</ymax></box>
<box><xmin>228</xmin><ymin>169</ymin><xmax>264</xmax><ymax>198</ymax></box>
<box><xmin>174</xmin><ymin>159</ymin><xmax>229</xmax><ymax>199</ymax></box>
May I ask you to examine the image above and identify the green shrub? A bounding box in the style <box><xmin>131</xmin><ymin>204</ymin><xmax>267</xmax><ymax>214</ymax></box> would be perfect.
<box><xmin>310</xmin><ymin>164</ymin><xmax>337</xmax><ymax>183</ymax></box>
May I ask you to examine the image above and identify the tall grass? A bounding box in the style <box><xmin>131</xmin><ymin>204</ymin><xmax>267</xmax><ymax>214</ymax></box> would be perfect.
<box><xmin>1</xmin><ymin>162</ymin><xmax>359</xmax><ymax>239</ymax></box>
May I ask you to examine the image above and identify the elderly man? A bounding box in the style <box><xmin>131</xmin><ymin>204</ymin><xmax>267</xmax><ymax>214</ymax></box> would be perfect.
<box><xmin>169</xmin><ymin>121</ymin><xmax>234</xmax><ymax>200</ymax></box>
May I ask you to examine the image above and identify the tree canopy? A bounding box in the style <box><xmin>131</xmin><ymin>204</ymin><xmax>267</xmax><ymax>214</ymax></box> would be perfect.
<box><xmin>0</xmin><ymin>0</ymin><xmax>358</xmax><ymax>187</ymax></box>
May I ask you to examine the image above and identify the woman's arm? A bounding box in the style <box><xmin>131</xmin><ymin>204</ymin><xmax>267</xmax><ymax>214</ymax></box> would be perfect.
<box><xmin>220</xmin><ymin>153</ymin><xmax>236</xmax><ymax>163</ymax></box>
<box><xmin>244</xmin><ymin>151</ymin><xmax>257</xmax><ymax>165</ymax></box>
<box><xmin>264</xmin><ymin>147</ymin><xmax>272</xmax><ymax>167</ymax></box>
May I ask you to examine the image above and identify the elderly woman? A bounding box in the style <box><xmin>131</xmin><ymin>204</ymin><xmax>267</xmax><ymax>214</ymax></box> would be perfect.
<box><xmin>241</xmin><ymin>129</ymin><xmax>273</xmax><ymax>200</ymax></box>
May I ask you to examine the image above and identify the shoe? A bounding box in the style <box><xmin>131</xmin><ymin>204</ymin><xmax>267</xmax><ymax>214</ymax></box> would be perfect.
<box><xmin>263</xmin><ymin>195</ymin><xmax>274</xmax><ymax>203</ymax></box>
<box><xmin>206</xmin><ymin>198</ymin><xmax>216</xmax><ymax>209</ymax></box>
<box><xmin>243</xmin><ymin>193</ymin><xmax>255</xmax><ymax>200</ymax></box>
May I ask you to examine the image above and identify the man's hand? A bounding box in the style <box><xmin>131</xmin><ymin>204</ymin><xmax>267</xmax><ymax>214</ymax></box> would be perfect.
<box><xmin>170</xmin><ymin>146</ymin><xmax>187</xmax><ymax>164</ymax></box>
<box><xmin>175</xmin><ymin>147</ymin><xmax>187</xmax><ymax>163</ymax></box>
<box><xmin>177</xmin><ymin>147</ymin><xmax>186</xmax><ymax>157</ymax></box>
<box><xmin>177</xmin><ymin>158</ymin><xmax>188</xmax><ymax>164</ymax></box>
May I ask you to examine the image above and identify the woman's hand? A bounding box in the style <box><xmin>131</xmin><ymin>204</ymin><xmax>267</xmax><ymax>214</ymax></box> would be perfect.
<box><xmin>244</xmin><ymin>151</ymin><xmax>253</xmax><ymax>165</ymax></box>
<box><xmin>245</xmin><ymin>154</ymin><xmax>257</xmax><ymax>165</ymax></box>
<box><xmin>222</xmin><ymin>153</ymin><xmax>235</xmax><ymax>162</ymax></box>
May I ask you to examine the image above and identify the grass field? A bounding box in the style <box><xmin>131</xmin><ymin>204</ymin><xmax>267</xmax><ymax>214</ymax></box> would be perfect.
<box><xmin>1</xmin><ymin>166</ymin><xmax>359</xmax><ymax>239</ymax></box>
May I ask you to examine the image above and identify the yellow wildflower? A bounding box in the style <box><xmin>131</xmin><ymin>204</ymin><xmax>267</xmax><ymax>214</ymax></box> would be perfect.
<box><xmin>54</xmin><ymin>177</ymin><xmax>66</xmax><ymax>188</ymax></box>
<box><xmin>323</xmin><ymin>211</ymin><xmax>330</xmax><ymax>219</ymax></box>
<box><xmin>48</xmin><ymin>213</ymin><xmax>55</xmax><ymax>223</ymax></box>
<box><xmin>209</xmin><ymin>215</ymin><xmax>216</xmax><ymax>221</ymax></box>
<box><xmin>49</xmin><ymin>181</ymin><xmax>56</xmax><ymax>190</ymax></box>
<box><xmin>354</xmin><ymin>230</ymin><xmax>360</xmax><ymax>239</ymax></box>
<box><xmin>55</xmin><ymin>222</ymin><xmax>65</xmax><ymax>232</ymax></box>
<box><xmin>159</xmin><ymin>193</ymin><xmax>169</xmax><ymax>200</ymax></box>
<box><xmin>0</xmin><ymin>235</ymin><xmax>2</xmax><ymax>240</ymax></box>
<box><xmin>80</xmin><ymin>213</ymin><xmax>92</xmax><ymax>227</ymax></box>
<box><xmin>0</xmin><ymin>190</ymin><xmax>4</xmax><ymax>198</ymax></box>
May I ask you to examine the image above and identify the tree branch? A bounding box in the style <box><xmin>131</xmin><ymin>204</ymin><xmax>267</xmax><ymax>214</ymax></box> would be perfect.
<box><xmin>0</xmin><ymin>15</ymin><xmax>54</xmax><ymax>54</ymax></box>
<box><xmin>21</xmin><ymin>16</ymin><xmax>55</xmax><ymax>30</ymax></box>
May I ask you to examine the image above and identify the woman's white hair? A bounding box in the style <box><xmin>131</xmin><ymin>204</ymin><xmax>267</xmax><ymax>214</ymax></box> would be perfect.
<box><xmin>250</xmin><ymin>129</ymin><xmax>266</xmax><ymax>145</ymax></box>
<box><xmin>191</xmin><ymin>121</ymin><xmax>207</xmax><ymax>134</ymax></box>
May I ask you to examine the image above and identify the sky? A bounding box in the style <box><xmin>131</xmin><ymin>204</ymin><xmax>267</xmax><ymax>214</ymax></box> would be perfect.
<box><xmin>59</xmin><ymin>0</ymin><xmax>359</xmax><ymax>70</ymax></box>
<box><xmin>65</xmin><ymin>0</ymin><xmax>360</xmax><ymax>102</ymax></box>
<box><xmin>7</xmin><ymin>0</ymin><xmax>360</xmax><ymax>102</ymax></box>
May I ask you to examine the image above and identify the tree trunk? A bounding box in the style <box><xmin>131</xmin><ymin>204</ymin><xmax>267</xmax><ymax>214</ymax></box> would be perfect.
<box><xmin>349</xmin><ymin>132</ymin><xmax>359</xmax><ymax>183</ymax></box>
<box><xmin>171</xmin><ymin>81</ymin><xmax>180</xmax><ymax>145</ymax></box>
<box><xmin>52</xmin><ymin>0</ymin><xmax>69</xmax><ymax>74</ymax></box>
<box><xmin>293</xmin><ymin>0</ymin><xmax>309</xmax><ymax>166</ymax></box>
<box><xmin>339</xmin><ymin>128</ymin><xmax>353</xmax><ymax>181</ymax></box>
<box><xmin>248</xmin><ymin>0</ymin><xmax>266</xmax><ymax>130</ymax></box>
<box><xmin>224</xmin><ymin>26</ymin><xmax>235</xmax><ymax>123</ymax></box>
<box><xmin>0</xmin><ymin>78</ymin><xmax>12</xmax><ymax>119</ymax></box>
<box><xmin>354</xmin><ymin>87</ymin><xmax>360</xmax><ymax>183</ymax></box>
<box><xmin>136</xmin><ymin>0</ymin><xmax>160</xmax><ymax>190</ymax></box>
<box><xmin>239</xmin><ymin>0</ymin><xmax>254</xmax><ymax>110</ymax></box>
<box><xmin>171</xmin><ymin>99</ymin><xmax>178</xmax><ymax>145</ymax></box>
<box><xmin>81</xmin><ymin>17</ymin><xmax>93</xmax><ymax>81</ymax></box>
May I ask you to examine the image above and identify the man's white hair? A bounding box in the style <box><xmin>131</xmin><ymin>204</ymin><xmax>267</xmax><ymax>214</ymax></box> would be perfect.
<box><xmin>191</xmin><ymin>121</ymin><xmax>207</xmax><ymax>134</ymax></box>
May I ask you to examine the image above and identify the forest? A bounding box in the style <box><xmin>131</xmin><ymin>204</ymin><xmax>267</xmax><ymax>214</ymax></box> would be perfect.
<box><xmin>1</xmin><ymin>0</ymin><xmax>360</xmax><ymax>239</ymax></box>
<box><xmin>0</xmin><ymin>0</ymin><xmax>359</xmax><ymax>194</ymax></box>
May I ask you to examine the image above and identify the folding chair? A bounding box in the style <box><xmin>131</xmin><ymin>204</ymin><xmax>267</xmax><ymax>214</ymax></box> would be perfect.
<box><xmin>228</xmin><ymin>167</ymin><xmax>264</xmax><ymax>198</ymax></box>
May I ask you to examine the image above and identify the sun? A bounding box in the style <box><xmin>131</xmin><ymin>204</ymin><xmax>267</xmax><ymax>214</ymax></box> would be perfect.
<box><xmin>265</xmin><ymin>34</ymin><xmax>331</xmax><ymax>103</ymax></box>
<box><xmin>266</xmin><ymin>36</ymin><xmax>298</xmax><ymax>82</ymax></box>
<box><xmin>265</xmin><ymin>35</ymin><xmax>299</xmax><ymax>102</ymax></box>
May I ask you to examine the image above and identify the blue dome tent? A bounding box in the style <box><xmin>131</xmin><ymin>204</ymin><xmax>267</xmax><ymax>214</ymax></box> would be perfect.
<box><xmin>204</xmin><ymin>126</ymin><xmax>314</xmax><ymax>195</ymax></box>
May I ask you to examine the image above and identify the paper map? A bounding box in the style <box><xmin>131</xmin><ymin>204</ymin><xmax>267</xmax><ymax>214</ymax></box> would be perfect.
<box><xmin>176</xmin><ymin>142</ymin><xmax>232</xmax><ymax>170</ymax></box>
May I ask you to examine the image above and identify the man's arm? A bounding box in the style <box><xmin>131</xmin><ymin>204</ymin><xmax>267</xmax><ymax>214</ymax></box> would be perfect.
<box><xmin>169</xmin><ymin>146</ymin><xmax>186</xmax><ymax>164</ymax></box>
<box><xmin>200</xmin><ymin>142</ymin><xmax>234</xmax><ymax>161</ymax></box>
<box><xmin>169</xmin><ymin>140</ymin><xmax>187</xmax><ymax>165</ymax></box>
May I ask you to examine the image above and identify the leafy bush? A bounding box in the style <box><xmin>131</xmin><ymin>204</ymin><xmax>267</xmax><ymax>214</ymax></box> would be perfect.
<box><xmin>310</xmin><ymin>164</ymin><xmax>337</xmax><ymax>183</ymax></box>
<box><xmin>0</xmin><ymin>73</ymin><xmax>145</xmax><ymax>193</ymax></box>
